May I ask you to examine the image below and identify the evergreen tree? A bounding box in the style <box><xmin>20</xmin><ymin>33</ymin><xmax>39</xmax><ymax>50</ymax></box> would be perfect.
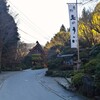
<box><xmin>0</xmin><ymin>0</ymin><xmax>19</xmax><ymax>71</ymax></box>
<box><xmin>60</xmin><ymin>24</ymin><xmax>66</xmax><ymax>32</ymax></box>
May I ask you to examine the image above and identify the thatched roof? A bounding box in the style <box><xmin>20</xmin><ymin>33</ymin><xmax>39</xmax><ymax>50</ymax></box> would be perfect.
<box><xmin>28</xmin><ymin>41</ymin><xmax>45</xmax><ymax>56</ymax></box>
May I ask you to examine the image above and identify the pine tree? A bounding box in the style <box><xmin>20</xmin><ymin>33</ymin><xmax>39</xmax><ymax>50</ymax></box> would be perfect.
<box><xmin>60</xmin><ymin>24</ymin><xmax>66</xmax><ymax>32</ymax></box>
<box><xmin>0</xmin><ymin>0</ymin><xmax>19</xmax><ymax>71</ymax></box>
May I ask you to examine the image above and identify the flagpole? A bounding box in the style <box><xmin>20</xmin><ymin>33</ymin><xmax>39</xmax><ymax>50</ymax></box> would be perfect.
<box><xmin>76</xmin><ymin>0</ymin><xmax>80</xmax><ymax>70</ymax></box>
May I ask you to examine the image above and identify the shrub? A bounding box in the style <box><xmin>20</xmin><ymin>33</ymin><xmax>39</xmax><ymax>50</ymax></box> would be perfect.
<box><xmin>1</xmin><ymin>63</ymin><xmax>26</xmax><ymax>71</ymax></box>
<box><xmin>59</xmin><ymin>65</ymin><xmax>73</xmax><ymax>70</ymax></box>
<box><xmin>95</xmin><ymin>63</ymin><xmax>100</xmax><ymax>96</ymax></box>
<box><xmin>32</xmin><ymin>65</ymin><xmax>44</xmax><ymax>70</ymax></box>
<box><xmin>23</xmin><ymin>56</ymin><xmax>32</xmax><ymax>67</ymax></box>
<box><xmin>84</xmin><ymin>59</ymin><xmax>100</xmax><ymax>75</ymax></box>
<box><xmin>95</xmin><ymin>63</ymin><xmax>100</xmax><ymax>80</ymax></box>
<box><xmin>17</xmin><ymin>63</ymin><xmax>29</xmax><ymax>70</ymax></box>
<box><xmin>96</xmin><ymin>53</ymin><xmax>100</xmax><ymax>59</ymax></box>
<box><xmin>52</xmin><ymin>71</ymin><xmax>66</xmax><ymax>77</ymax></box>
<box><xmin>47</xmin><ymin>58</ymin><xmax>63</xmax><ymax>70</ymax></box>
<box><xmin>32</xmin><ymin>54</ymin><xmax>42</xmax><ymax>61</ymax></box>
<box><xmin>45</xmin><ymin>70</ymin><xmax>73</xmax><ymax>77</ymax></box>
<box><xmin>45</xmin><ymin>70</ymin><xmax>53</xmax><ymax>76</ymax></box>
<box><xmin>72</xmin><ymin>72</ymin><xmax>84</xmax><ymax>89</ymax></box>
<box><xmin>89</xmin><ymin>44</ymin><xmax>100</xmax><ymax>57</ymax></box>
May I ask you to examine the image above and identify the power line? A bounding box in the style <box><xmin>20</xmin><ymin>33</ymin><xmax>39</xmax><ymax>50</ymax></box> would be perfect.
<box><xmin>8</xmin><ymin>0</ymin><xmax>51</xmax><ymax>40</ymax></box>
<box><xmin>17</xmin><ymin>17</ymin><xmax>50</xmax><ymax>40</ymax></box>
<box><xmin>21</xmin><ymin>37</ymin><xmax>33</xmax><ymax>43</ymax></box>
<box><xmin>81</xmin><ymin>0</ymin><xmax>94</xmax><ymax>5</ymax></box>
<box><xmin>19</xmin><ymin>28</ymin><xmax>48</xmax><ymax>45</ymax></box>
<box><xmin>8</xmin><ymin>1</ymin><xmax>50</xmax><ymax>41</ymax></box>
<box><xmin>8</xmin><ymin>5</ymin><xmax>46</xmax><ymax>41</ymax></box>
<box><xmin>18</xmin><ymin>28</ymin><xmax>38</xmax><ymax>40</ymax></box>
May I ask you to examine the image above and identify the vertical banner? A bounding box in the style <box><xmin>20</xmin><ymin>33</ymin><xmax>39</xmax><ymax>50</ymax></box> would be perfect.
<box><xmin>68</xmin><ymin>4</ymin><xmax>78</xmax><ymax>48</ymax></box>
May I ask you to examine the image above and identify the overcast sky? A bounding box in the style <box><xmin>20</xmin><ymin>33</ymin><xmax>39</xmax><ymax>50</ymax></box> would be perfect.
<box><xmin>7</xmin><ymin>0</ymin><xmax>98</xmax><ymax>45</ymax></box>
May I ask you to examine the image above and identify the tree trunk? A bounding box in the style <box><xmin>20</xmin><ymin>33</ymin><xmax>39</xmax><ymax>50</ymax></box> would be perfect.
<box><xmin>0</xmin><ymin>38</ymin><xmax>3</xmax><ymax>72</ymax></box>
<box><xmin>0</xmin><ymin>49</ymin><xmax>2</xmax><ymax>73</ymax></box>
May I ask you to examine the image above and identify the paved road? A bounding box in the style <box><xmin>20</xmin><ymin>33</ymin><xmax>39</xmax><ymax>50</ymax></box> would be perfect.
<box><xmin>0</xmin><ymin>69</ymin><xmax>87</xmax><ymax>100</ymax></box>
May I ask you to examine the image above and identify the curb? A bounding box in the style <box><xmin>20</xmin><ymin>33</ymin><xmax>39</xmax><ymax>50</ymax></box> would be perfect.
<box><xmin>55</xmin><ymin>78</ymin><xmax>76</xmax><ymax>92</ymax></box>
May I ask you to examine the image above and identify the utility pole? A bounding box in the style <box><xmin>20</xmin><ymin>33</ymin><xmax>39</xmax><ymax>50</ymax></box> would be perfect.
<box><xmin>67</xmin><ymin>1</ymin><xmax>81</xmax><ymax>70</ymax></box>
<box><xmin>76</xmin><ymin>0</ymin><xmax>80</xmax><ymax>70</ymax></box>
<box><xmin>67</xmin><ymin>0</ymin><xmax>96</xmax><ymax>70</ymax></box>
<box><xmin>75</xmin><ymin>0</ymin><xmax>94</xmax><ymax>70</ymax></box>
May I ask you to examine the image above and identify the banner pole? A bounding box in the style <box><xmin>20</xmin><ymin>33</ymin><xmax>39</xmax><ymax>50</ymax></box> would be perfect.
<box><xmin>76</xmin><ymin>0</ymin><xmax>80</xmax><ymax>70</ymax></box>
<box><xmin>67</xmin><ymin>2</ymin><xmax>80</xmax><ymax>70</ymax></box>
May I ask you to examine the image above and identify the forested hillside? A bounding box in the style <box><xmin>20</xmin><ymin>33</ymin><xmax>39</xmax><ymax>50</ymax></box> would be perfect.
<box><xmin>45</xmin><ymin>2</ymin><xmax>100</xmax><ymax>59</ymax></box>
<box><xmin>45</xmin><ymin>2</ymin><xmax>100</xmax><ymax>99</ymax></box>
<box><xmin>45</xmin><ymin>2</ymin><xmax>100</xmax><ymax>49</ymax></box>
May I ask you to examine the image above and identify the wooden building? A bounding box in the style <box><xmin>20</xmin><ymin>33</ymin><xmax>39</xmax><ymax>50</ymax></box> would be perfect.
<box><xmin>28</xmin><ymin>41</ymin><xmax>46</xmax><ymax>68</ymax></box>
<box><xmin>28</xmin><ymin>41</ymin><xmax>45</xmax><ymax>55</ymax></box>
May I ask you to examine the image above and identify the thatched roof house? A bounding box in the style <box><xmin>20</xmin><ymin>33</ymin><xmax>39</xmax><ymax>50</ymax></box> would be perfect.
<box><xmin>28</xmin><ymin>41</ymin><xmax>45</xmax><ymax>56</ymax></box>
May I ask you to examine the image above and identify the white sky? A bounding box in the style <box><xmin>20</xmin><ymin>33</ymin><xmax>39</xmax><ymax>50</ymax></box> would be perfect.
<box><xmin>7</xmin><ymin>0</ymin><xmax>99</xmax><ymax>45</ymax></box>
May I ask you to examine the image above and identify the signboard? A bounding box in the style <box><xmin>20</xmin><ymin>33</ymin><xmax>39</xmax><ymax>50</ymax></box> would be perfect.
<box><xmin>68</xmin><ymin>4</ymin><xmax>78</xmax><ymax>48</ymax></box>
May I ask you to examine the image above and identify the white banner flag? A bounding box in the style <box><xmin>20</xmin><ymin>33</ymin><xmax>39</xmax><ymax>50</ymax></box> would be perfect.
<box><xmin>68</xmin><ymin>4</ymin><xmax>78</xmax><ymax>48</ymax></box>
